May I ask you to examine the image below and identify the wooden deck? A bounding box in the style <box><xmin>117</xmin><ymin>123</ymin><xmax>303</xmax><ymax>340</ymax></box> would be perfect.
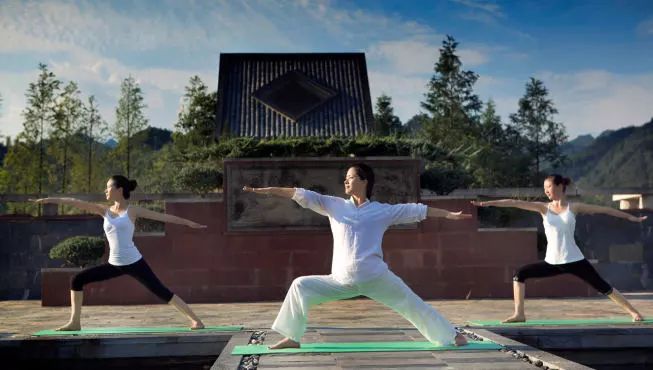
<box><xmin>213</xmin><ymin>327</ymin><xmax>590</xmax><ymax>369</ymax></box>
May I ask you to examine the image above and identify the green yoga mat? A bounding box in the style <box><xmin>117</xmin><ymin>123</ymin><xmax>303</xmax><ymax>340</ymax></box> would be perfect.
<box><xmin>468</xmin><ymin>317</ymin><xmax>653</xmax><ymax>327</ymax></box>
<box><xmin>34</xmin><ymin>325</ymin><xmax>243</xmax><ymax>336</ymax></box>
<box><xmin>232</xmin><ymin>340</ymin><xmax>501</xmax><ymax>355</ymax></box>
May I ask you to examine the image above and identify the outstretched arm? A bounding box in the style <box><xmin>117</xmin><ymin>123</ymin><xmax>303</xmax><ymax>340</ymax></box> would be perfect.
<box><xmin>131</xmin><ymin>206</ymin><xmax>206</xmax><ymax>228</ymax></box>
<box><xmin>574</xmin><ymin>203</ymin><xmax>648</xmax><ymax>222</ymax></box>
<box><xmin>471</xmin><ymin>199</ymin><xmax>548</xmax><ymax>214</ymax></box>
<box><xmin>427</xmin><ymin>207</ymin><xmax>473</xmax><ymax>220</ymax></box>
<box><xmin>30</xmin><ymin>197</ymin><xmax>106</xmax><ymax>216</ymax></box>
<box><xmin>244</xmin><ymin>186</ymin><xmax>338</xmax><ymax>217</ymax></box>
<box><xmin>242</xmin><ymin>186</ymin><xmax>295</xmax><ymax>198</ymax></box>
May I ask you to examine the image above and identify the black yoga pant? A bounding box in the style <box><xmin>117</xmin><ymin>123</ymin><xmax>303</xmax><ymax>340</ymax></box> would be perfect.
<box><xmin>513</xmin><ymin>259</ymin><xmax>613</xmax><ymax>295</ymax></box>
<box><xmin>71</xmin><ymin>258</ymin><xmax>174</xmax><ymax>302</ymax></box>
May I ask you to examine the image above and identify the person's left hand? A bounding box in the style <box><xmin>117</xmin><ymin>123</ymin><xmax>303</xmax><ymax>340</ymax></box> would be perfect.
<box><xmin>446</xmin><ymin>211</ymin><xmax>473</xmax><ymax>220</ymax></box>
<box><xmin>628</xmin><ymin>215</ymin><xmax>648</xmax><ymax>223</ymax></box>
<box><xmin>187</xmin><ymin>221</ymin><xmax>207</xmax><ymax>229</ymax></box>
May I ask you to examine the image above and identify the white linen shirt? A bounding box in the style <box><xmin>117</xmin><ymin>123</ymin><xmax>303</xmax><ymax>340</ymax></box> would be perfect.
<box><xmin>292</xmin><ymin>188</ymin><xmax>428</xmax><ymax>284</ymax></box>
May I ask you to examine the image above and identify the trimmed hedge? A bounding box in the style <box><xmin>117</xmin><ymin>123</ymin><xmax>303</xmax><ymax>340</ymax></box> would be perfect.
<box><xmin>179</xmin><ymin>136</ymin><xmax>470</xmax><ymax>194</ymax></box>
<box><xmin>186</xmin><ymin>136</ymin><xmax>450</xmax><ymax>161</ymax></box>
<box><xmin>49</xmin><ymin>236</ymin><xmax>105</xmax><ymax>267</ymax></box>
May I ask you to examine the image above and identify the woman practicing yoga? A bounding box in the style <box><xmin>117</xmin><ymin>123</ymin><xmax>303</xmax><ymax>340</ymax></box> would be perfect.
<box><xmin>31</xmin><ymin>175</ymin><xmax>206</xmax><ymax>331</ymax></box>
<box><xmin>244</xmin><ymin>163</ymin><xmax>471</xmax><ymax>349</ymax></box>
<box><xmin>472</xmin><ymin>174</ymin><xmax>646</xmax><ymax>323</ymax></box>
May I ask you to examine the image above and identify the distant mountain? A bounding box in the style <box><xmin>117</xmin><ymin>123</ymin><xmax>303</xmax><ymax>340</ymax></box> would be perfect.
<box><xmin>559</xmin><ymin>118</ymin><xmax>653</xmax><ymax>187</ymax></box>
<box><xmin>105</xmin><ymin>138</ymin><xmax>118</xmax><ymax>148</ymax></box>
<box><xmin>103</xmin><ymin>127</ymin><xmax>173</xmax><ymax>151</ymax></box>
<box><xmin>561</xmin><ymin>134</ymin><xmax>594</xmax><ymax>156</ymax></box>
<box><xmin>136</xmin><ymin>127</ymin><xmax>173</xmax><ymax>150</ymax></box>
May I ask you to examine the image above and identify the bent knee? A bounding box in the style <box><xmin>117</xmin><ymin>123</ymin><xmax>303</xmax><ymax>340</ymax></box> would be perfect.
<box><xmin>70</xmin><ymin>274</ymin><xmax>85</xmax><ymax>291</ymax></box>
<box><xmin>291</xmin><ymin>276</ymin><xmax>310</xmax><ymax>290</ymax></box>
<box><xmin>512</xmin><ymin>271</ymin><xmax>527</xmax><ymax>283</ymax></box>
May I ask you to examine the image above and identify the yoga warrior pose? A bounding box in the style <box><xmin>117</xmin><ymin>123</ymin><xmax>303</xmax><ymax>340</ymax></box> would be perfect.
<box><xmin>31</xmin><ymin>175</ymin><xmax>206</xmax><ymax>331</ymax></box>
<box><xmin>244</xmin><ymin>163</ymin><xmax>471</xmax><ymax>349</ymax></box>
<box><xmin>472</xmin><ymin>174</ymin><xmax>646</xmax><ymax>323</ymax></box>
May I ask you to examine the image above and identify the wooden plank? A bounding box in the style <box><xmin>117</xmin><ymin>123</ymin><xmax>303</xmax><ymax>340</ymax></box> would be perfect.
<box><xmin>336</xmin><ymin>357</ymin><xmax>446</xmax><ymax>367</ymax></box>
<box><xmin>211</xmin><ymin>332</ymin><xmax>253</xmax><ymax>370</ymax></box>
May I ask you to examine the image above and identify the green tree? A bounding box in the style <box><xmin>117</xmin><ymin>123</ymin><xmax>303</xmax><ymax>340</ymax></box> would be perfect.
<box><xmin>421</xmin><ymin>35</ymin><xmax>482</xmax><ymax>149</ymax></box>
<box><xmin>373</xmin><ymin>94</ymin><xmax>402</xmax><ymax>136</ymax></box>
<box><xmin>509</xmin><ymin>78</ymin><xmax>567</xmax><ymax>185</ymax></box>
<box><xmin>113</xmin><ymin>75</ymin><xmax>148</xmax><ymax>177</ymax></box>
<box><xmin>18</xmin><ymin>63</ymin><xmax>61</xmax><ymax>195</ymax></box>
<box><xmin>80</xmin><ymin>95</ymin><xmax>108</xmax><ymax>192</ymax></box>
<box><xmin>0</xmin><ymin>92</ymin><xmax>3</xmax><ymax>138</ymax></box>
<box><xmin>403</xmin><ymin>113</ymin><xmax>429</xmax><ymax>138</ymax></box>
<box><xmin>174</xmin><ymin>76</ymin><xmax>217</xmax><ymax>148</ymax></box>
<box><xmin>51</xmin><ymin>81</ymin><xmax>83</xmax><ymax>193</ymax></box>
<box><xmin>471</xmin><ymin>100</ymin><xmax>531</xmax><ymax>187</ymax></box>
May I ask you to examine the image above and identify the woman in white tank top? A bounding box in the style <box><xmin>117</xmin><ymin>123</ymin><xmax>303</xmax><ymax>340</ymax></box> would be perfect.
<box><xmin>472</xmin><ymin>174</ymin><xmax>646</xmax><ymax>323</ymax></box>
<box><xmin>32</xmin><ymin>175</ymin><xmax>207</xmax><ymax>331</ymax></box>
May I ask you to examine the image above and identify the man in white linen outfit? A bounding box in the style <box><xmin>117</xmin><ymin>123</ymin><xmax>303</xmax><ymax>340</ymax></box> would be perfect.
<box><xmin>243</xmin><ymin>163</ymin><xmax>470</xmax><ymax>349</ymax></box>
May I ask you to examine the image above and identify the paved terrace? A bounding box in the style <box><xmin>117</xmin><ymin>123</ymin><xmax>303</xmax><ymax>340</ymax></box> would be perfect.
<box><xmin>2</xmin><ymin>294</ymin><xmax>652</xmax><ymax>338</ymax></box>
<box><xmin>1</xmin><ymin>294</ymin><xmax>652</xmax><ymax>369</ymax></box>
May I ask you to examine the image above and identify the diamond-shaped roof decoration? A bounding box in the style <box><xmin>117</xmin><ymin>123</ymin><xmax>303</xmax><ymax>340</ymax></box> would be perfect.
<box><xmin>252</xmin><ymin>70</ymin><xmax>337</xmax><ymax>121</ymax></box>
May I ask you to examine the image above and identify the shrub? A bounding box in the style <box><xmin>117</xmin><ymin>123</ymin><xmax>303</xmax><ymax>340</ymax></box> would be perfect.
<box><xmin>176</xmin><ymin>163</ymin><xmax>223</xmax><ymax>194</ymax></box>
<box><xmin>49</xmin><ymin>236</ymin><xmax>105</xmax><ymax>267</ymax></box>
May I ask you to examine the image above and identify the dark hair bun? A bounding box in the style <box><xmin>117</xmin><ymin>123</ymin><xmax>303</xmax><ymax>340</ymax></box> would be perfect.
<box><xmin>562</xmin><ymin>177</ymin><xmax>571</xmax><ymax>186</ymax></box>
<box><xmin>129</xmin><ymin>180</ymin><xmax>138</xmax><ymax>191</ymax></box>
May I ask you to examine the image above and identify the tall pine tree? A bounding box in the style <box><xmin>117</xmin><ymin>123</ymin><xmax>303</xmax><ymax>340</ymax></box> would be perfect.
<box><xmin>373</xmin><ymin>94</ymin><xmax>402</xmax><ymax>136</ymax></box>
<box><xmin>81</xmin><ymin>95</ymin><xmax>108</xmax><ymax>192</ymax></box>
<box><xmin>175</xmin><ymin>76</ymin><xmax>217</xmax><ymax>148</ymax></box>
<box><xmin>19</xmin><ymin>63</ymin><xmax>60</xmax><ymax>195</ymax></box>
<box><xmin>421</xmin><ymin>35</ymin><xmax>482</xmax><ymax>149</ymax></box>
<box><xmin>509</xmin><ymin>78</ymin><xmax>567</xmax><ymax>185</ymax></box>
<box><xmin>113</xmin><ymin>76</ymin><xmax>147</xmax><ymax>177</ymax></box>
<box><xmin>471</xmin><ymin>99</ymin><xmax>531</xmax><ymax>187</ymax></box>
<box><xmin>51</xmin><ymin>81</ymin><xmax>83</xmax><ymax>193</ymax></box>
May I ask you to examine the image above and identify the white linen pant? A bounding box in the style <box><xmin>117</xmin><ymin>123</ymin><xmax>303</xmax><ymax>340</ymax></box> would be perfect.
<box><xmin>271</xmin><ymin>270</ymin><xmax>457</xmax><ymax>345</ymax></box>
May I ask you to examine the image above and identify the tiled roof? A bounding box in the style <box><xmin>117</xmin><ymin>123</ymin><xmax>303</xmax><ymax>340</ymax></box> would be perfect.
<box><xmin>216</xmin><ymin>53</ymin><xmax>374</xmax><ymax>138</ymax></box>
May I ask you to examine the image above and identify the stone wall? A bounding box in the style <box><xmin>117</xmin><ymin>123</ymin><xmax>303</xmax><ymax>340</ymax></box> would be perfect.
<box><xmin>40</xmin><ymin>198</ymin><xmax>599</xmax><ymax>306</ymax></box>
<box><xmin>0</xmin><ymin>215</ymin><xmax>103</xmax><ymax>300</ymax></box>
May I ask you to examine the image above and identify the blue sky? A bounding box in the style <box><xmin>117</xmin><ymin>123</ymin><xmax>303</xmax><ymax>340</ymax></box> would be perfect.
<box><xmin>1</xmin><ymin>0</ymin><xmax>652</xmax><ymax>140</ymax></box>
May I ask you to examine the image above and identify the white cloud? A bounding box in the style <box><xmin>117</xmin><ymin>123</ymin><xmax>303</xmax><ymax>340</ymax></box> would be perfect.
<box><xmin>458</xmin><ymin>48</ymin><xmax>490</xmax><ymax>66</ymax></box>
<box><xmin>534</xmin><ymin>70</ymin><xmax>653</xmax><ymax>136</ymax></box>
<box><xmin>368</xmin><ymin>71</ymin><xmax>429</xmax><ymax>120</ymax></box>
<box><xmin>367</xmin><ymin>40</ymin><xmax>439</xmax><ymax>75</ymax></box>
<box><xmin>0</xmin><ymin>0</ymin><xmax>214</xmax><ymax>53</ymax></box>
<box><xmin>452</xmin><ymin>0</ymin><xmax>504</xmax><ymax>27</ymax></box>
<box><xmin>367</xmin><ymin>39</ymin><xmax>490</xmax><ymax>77</ymax></box>
<box><xmin>637</xmin><ymin>17</ymin><xmax>653</xmax><ymax>35</ymax></box>
<box><xmin>452</xmin><ymin>0</ymin><xmax>504</xmax><ymax>17</ymax></box>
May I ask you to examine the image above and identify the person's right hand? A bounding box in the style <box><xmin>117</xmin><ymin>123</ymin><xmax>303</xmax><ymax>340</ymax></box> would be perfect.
<box><xmin>28</xmin><ymin>198</ymin><xmax>48</xmax><ymax>204</ymax></box>
<box><xmin>242</xmin><ymin>186</ymin><xmax>256</xmax><ymax>193</ymax></box>
<box><xmin>470</xmin><ymin>201</ymin><xmax>485</xmax><ymax>207</ymax></box>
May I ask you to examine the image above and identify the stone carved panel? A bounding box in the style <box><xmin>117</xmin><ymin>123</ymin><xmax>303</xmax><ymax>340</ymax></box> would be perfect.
<box><xmin>225</xmin><ymin>158</ymin><xmax>420</xmax><ymax>231</ymax></box>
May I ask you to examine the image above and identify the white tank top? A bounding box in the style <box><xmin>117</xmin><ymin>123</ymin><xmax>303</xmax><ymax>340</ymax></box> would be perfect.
<box><xmin>542</xmin><ymin>203</ymin><xmax>585</xmax><ymax>265</ymax></box>
<box><xmin>103</xmin><ymin>206</ymin><xmax>142</xmax><ymax>266</ymax></box>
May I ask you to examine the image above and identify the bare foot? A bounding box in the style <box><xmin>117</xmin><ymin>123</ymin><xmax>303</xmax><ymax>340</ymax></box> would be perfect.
<box><xmin>56</xmin><ymin>321</ymin><xmax>81</xmax><ymax>331</ymax></box>
<box><xmin>268</xmin><ymin>337</ymin><xmax>300</xmax><ymax>350</ymax></box>
<box><xmin>190</xmin><ymin>321</ymin><xmax>205</xmax><ymax>330</ymax></box>
<box><xmin>454</xmin><ymin>333</ymin><xmax>468</xmax><ymax>346</ymax></box>
<box><xmin>501</xmin><ymin>314</ymin><xmax>526</xmax><ymax>323</ymax></box>
<box><xmin>632</xmin><ymin>313</ymin><xmax>644</xmax><ymax>322</ymax></box>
